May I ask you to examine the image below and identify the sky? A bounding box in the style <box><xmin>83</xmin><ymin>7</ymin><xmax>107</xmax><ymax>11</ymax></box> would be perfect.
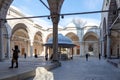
<box><xmin>11</xmin><ymin>0</ymin><xmax>103</xmax><ymax>28</ymax></box>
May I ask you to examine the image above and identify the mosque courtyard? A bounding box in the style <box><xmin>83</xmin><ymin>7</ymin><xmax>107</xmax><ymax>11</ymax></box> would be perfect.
<box><xmin>26</xmin><ymin>56</ymin><xmax>120</xmax><ymax>80</ymax></box>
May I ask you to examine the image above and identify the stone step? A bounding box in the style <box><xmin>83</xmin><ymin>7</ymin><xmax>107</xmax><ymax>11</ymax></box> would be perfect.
<box><xmin>107</xmin><ymin>59</ymin><xmax>120</xmax><ymax>68</ymax></box>
<box><xmin>0</xmin><ymin>62</ymin><xmax>61</xmax><ymax>80</ymax></box>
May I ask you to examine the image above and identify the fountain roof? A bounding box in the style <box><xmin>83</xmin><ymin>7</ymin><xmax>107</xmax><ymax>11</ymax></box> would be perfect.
<box><xmin>44</xmin><ymin>34</ymin><xmax>75</xmax><ymax>48</ymax></box>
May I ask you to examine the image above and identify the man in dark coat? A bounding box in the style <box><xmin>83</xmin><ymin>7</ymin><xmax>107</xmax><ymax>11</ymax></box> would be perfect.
<box><xmin>45</xmin><ymin>53</ymin><xmax>48</xmax><ymax>61</ymax></box>
<box><xmin>86</xmin><ymin>53</ymin><xmax>89</xmax><ymax>61</ymax></box>
<box><xmin>9</xmin><ymin>45</ymin><xmax>20</xmax><ymax>68</ymax></box>
<box><xmin>99</xmin><ymin>53</ymin><xmax>101</xmax><ymax>60</ymax></box>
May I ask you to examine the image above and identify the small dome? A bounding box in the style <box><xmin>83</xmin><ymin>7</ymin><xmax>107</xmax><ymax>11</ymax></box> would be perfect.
<box><xmin>44</xmin><ymin>34</ymin><xmax>76</xmax><ymax>48</ymax></box>
<box><xmin>47</xmin><ymin>34</ymin><xmax>73</xmax><ymax>44</ymax></box>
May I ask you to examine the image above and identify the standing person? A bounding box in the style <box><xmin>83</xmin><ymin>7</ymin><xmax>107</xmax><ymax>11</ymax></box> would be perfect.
<box><xmin>45</xmin><ymin>53</ymin><xmax>48</xmax><ymax>61</ymax></box>
<box><xmin>86</xmin><ymin>53</ymin><xmax>89</xmax><ymax>61</ymax></box>
<box><xmin>34</xmin><ymin>54</ymin><xmax>38</xmax><ymax>58</ymax></box>
<box><xmin>9</xmin><ymin>45</ymin><xmax>20</xmax><ymax>68</ymax></box>
<box><xmin>105</xmin><ymin>54</ymin><xmax>107</xmax><ymax>59</ymax></box>
<box><xmin>24</xmin><ymin>53</ymin><xmax>26</xmax><ymax>59</ymax></box>
<box><xmin>99</xmin><ymin>53</ymin><xmax>101</xmax><ymax>60</ymax></box>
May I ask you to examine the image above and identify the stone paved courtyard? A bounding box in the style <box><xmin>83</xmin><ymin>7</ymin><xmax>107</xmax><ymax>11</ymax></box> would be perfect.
<box><xmin>51</xmin><ymin>57</ymin><xmax>120</xmax><ymax>80</ymax></box>
<box><xmin>0</xmin><ymin>57</ymin><xmax>60</xmax><ymax>80</ymax></box>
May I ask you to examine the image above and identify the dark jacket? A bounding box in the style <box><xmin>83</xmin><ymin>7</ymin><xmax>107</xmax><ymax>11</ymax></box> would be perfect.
<box><xmin>13</xmin><ymin>49</ymin><xmax>20</xmax><ymax>59</ymax></box>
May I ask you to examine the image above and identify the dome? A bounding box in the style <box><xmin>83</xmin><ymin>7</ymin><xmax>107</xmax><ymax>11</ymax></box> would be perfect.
<box><xmin>44</xmin><ymin>34</ymin><xmax>75</xmax><ymax>48</ymax></box>
<box><xmin>66</xmin><ymin>22</ymin><xmax>76</xmax><ymax>28</ymax></box>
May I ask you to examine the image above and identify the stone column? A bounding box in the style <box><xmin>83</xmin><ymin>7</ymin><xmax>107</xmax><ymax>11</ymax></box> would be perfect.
<box><xmin>45</xmin><ymin>46</ymin><xmax>48</xmax><ymax>60</ymax></box>
<box><xmin>74</xmin><ymin>47</ymin><xmax>77</xmax><ymax>55</ymax></box>
<box><xmin>71</xmin><ymin>48</ymin><xmax>73</xmax><ymax>59</ymax></box>
<box><xmin>48</xmin><ymin>47</ymin><xmax>51</xmax><ymax>59</ymax></box>
<box><xmin>58</xmin><ymin>47</ymin><xmax>62</xmax><ymax>60</ymax></box>
<box><xmin>30</xmin><ymin>41</ymin><xmax>34</xmax><ymax>57</ymax></box>
<box><xmin>101</xmin><ymin>41</ymin><xmax>104</xmax><ymax>57</ymax></box>
<box><xmin>107</xmin><ymin>35</ymin><xmax>111</xmax><ymax>58</ymax></box>
<box><xmin>83</xmin><ymin>42</ymin><xmax>85</xmax><ymax>55</ymax></box>
<box><xmin>47</xmin><ymin>0</ymin><xmax>64</xmax><ymax>62</ymax></box>
<box><xmin>80</xmin><ymin>42</ymin><xmax>84</xmax><ymax>56</ymax></box>
<box><xmin>41</xmin><ymin>46</ymin><xmax>46</xmax><ymax>56</ymax></box>
<box><xmin>6</xmin><ymin>36</ymin><xmax>11</xmax><ymax>59</ymax></box>
<box><xmin>0</xmin><ymin>20</ymin><xmax>4</xmax><ymax>61</ymax></box>
<box><xmin>52</xmin><ymin>20</ymin><xmax>59</xmax><ymax>61</ymax></box>
<box><xmin>45</xmin><ymin>47</ymin><xmax>48</xmax><ymax>57</ymax></box>
<box><xmin>45</xmin><ymin>47</ymin><xmax>48</xmax><ymax>55</ymax></box>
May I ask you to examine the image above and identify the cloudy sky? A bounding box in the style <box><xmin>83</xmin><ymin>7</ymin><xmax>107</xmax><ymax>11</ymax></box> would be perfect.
<box><xmin>11</xmin><ymin>0</ymin><xmax>103</xmax><ymax>28</ymax></box>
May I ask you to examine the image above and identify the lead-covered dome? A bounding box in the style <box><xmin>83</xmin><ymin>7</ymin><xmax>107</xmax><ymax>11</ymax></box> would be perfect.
<box><xmin>44</xmin><ymin>34</ymin><xmax>75</xmax><ymax>48</ymax></box>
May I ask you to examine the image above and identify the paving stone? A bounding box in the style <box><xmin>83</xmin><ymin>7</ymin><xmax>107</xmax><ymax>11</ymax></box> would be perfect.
<box><xmin>52</xmin><ymin>57</ymin><xmax>120</xmax><ymax>80</ymax></box>
<box><xmin>0</xmin><ymin>57</ymin><xmax>60</xmax><ymax>80</ymax></box>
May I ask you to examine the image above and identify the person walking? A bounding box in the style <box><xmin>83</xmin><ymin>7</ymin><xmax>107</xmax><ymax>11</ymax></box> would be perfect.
<box><xmin>86</xmin><ymin>53</ymin><xmax>89</xmax><ymax>61</ymax></box>
<box><xmin>99</xmin><ymin>53</ymin><xmax>101</xmax><ymax>60</ymax></box>
<box><xmin>45</xmin><ymin>53</ymin><xmax>48</xmax><ymax>61</ymax></box>
<box><xmin>9</xmin><ymin>45</ymin><xmax>20</xmax><ymax>68</ymax></box>
<box><xmin>24</xmin><ymin>53</ymin><xmax>27</xmax><ymax>59</ymax></box>
<box><xmin>105</xmin><ymin>54</ymin><xmax>107</xmax><ymax>59</ymax></box>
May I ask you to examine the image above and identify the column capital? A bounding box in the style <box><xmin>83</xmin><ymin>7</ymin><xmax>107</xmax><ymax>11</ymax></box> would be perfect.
<box><xmin>50</xmin><ymin>13</ymin><xmax>60</xmax><ymax>24</ymax></box>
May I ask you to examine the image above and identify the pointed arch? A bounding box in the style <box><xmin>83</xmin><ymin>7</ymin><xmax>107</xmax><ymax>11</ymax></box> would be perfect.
<box><xmin>33</xmin><ymin>31</ymin><xmax>43</xmax><ymax>56</ymax></box>
<box><xmin>66</xmin><ymin>32</ymin><xmax>80</xmax><ymax>55</ymax></box>
<box><xmin>11</xmin><ymin>23</ymin><xmax>30</xmax><ymax>56</ymax></box>
<box><xmin>83</xmin><ymin>31</ymin><xmax>99</xmax><ymax>56</ymax></box>
<box><xmin>83</xmin><ymin>31</ymin><xmax>99</xmax><ymax>41</ymax></box>
<box><xmin>46</xmin><ymin>33</ymin><xmax>53</xmax><ymax>42</ymax></box>
<box><xmin>65</xmin><ymin>32</ymin><xmax>79</xmax><ymax>45</ymax></box>
<box><xmin>12</xmin><ymin>23</ymin><xmax>30</xmax><ymax>36</ymax></box>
